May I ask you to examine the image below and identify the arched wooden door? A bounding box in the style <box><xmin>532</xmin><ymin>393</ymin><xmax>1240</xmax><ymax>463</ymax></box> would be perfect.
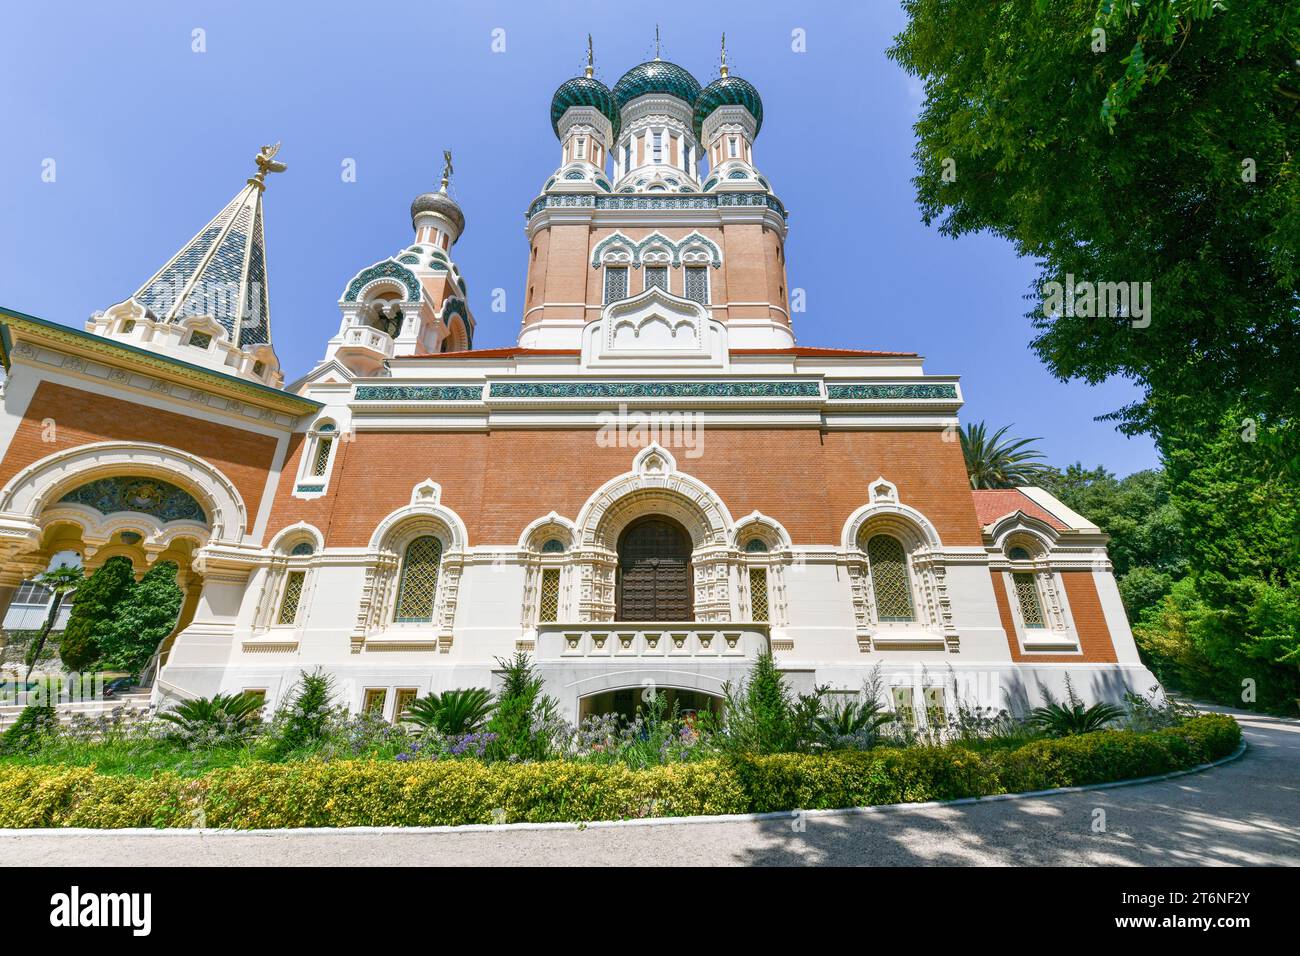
<box><xmin>616</xmin><ymin>516</ymin><xmax>693</xmax><ymax>621</ymax></box>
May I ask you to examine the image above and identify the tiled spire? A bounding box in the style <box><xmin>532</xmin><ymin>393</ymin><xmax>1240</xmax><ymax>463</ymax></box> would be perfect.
<box><xmin>131</xmin><ymin>144</ymin><xmax>284</xmax><ymax>349</ymax></box>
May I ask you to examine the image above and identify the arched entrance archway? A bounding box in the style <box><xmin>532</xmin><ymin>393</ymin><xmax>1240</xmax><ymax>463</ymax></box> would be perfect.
<box><xmin>616</xmin><ymin>515</ymin><xmax>692</xmax><ymax>621</ymax></box>
<box><xmin>578</xmin><ymin>686</ymin><xmax>721</xmax><ymax>723</ymax></box>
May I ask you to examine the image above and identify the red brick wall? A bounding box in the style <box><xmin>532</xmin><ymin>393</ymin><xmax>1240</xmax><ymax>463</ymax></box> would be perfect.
<box><xmin>990</xmin><ymin>568</ymin><xmax>1117</xmax><ymax>663</ymax></box>
<box><xmin>0</xmin><ymin>381</ymin><xmax>280</xmax><ymax>522</ymax></box>
<box><xmin>266</xmin><ymin>427</ymin><xmax>986</xmax><ymax>548</ymax></box>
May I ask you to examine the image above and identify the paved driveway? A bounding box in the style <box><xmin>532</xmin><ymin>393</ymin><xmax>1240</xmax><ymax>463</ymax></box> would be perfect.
<box><xmin>3</xmin><ymin>710</ymin><xmax>1297</xmax><ymax>866</ymax></box>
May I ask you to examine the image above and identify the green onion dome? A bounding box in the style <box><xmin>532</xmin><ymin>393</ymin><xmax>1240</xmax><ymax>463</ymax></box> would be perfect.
<box><xmin>611</xmin><ymin>60</ymin><xmax>702</xmax><ymax>111</ymax></box>
<box><xmin>693</xmin><ymin>73</ymin><xmax>763</xmax><ymax>140</ymax></box>
<box><xmin>551</xmin><ymin>76</ymin><xmax>620</xmax><ymax>141</ymax></box>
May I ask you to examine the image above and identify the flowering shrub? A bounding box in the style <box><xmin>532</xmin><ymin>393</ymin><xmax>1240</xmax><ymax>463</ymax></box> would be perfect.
<box><xmin>0</xmin><ymin>714</ymin><xmax>1240</xmax><ymax>828</ymax></box>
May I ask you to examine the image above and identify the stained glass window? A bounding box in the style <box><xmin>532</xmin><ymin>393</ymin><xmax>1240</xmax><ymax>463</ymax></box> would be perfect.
<box><xmin>866</xmin><ymin>534</ymin><xmax>915</xmax><ymax>622</ymax></box>
<box><xmin>394</xmin><ymin>536</ymin><xmax>441</xmax><ymax>622</ymax></box>
<box><xmin>277</xmin><ymin>571</ymin><xmax>305</xmax><ymax>625</ymax></box>
<box><xmin>685</xmin><ymin>267</ymin><xmax>709</xmax><ymax>304</ymax></box>
<box><xmin>311</xmin><ymin>438</ymin><xmax>332</xmax><ymax>477</ymax></box>
<box><xmin>289</xmin><ymin>541</ymin><xmax>315</xmax><ymax>556</ymax></box>
<box><xmin>644</xmin><ymin>266</ymin><xmax>668</xmax><ymax>292</ymax></box>
<box><xmin>749</xmin><ymin>567</ymin><xmax>769</xmax><ymax>623</ymax></box>
<box><xmin>538</xmin><ymin>568</ymin><xmax>560</xmax><ymax>623</ymax></box>
<box><xmin>604</xmin><ymin>266</ymin><xmax>628</xmax><ymax>303</ymax></box>
<box><xmin>1013</xmin><ymin>572</ymin><xmax>1045</xmax><ymax>628</ymax></box>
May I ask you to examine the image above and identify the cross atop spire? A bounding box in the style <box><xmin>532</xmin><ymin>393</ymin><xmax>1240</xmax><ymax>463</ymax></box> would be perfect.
<box><xmin>585</xmin><ymin>33</ymin><xmax>594</xmax><ymax>78</ymax></box>
<box><xmin>440</xmin><ymin>149</ymin><xmax>453</xmax><ymax>192</ymax></box>
<box><xmin>720</xmin><ymin>32</ymin><xmax>728</xmax><ymax>77</ymax></box>
<box><xmin>654</xmin><ymin>24</ymin><xmax>660</xmax><ymax>60</ymax></box>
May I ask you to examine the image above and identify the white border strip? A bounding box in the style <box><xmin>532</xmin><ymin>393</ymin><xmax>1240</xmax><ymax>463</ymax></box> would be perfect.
<box><xmin>0</xmin><ymin>740</ymin><xmax>1246</xmax><ymax>838</ymax></box>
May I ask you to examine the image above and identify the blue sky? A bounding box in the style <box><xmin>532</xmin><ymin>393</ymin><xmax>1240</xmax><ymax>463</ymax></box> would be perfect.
<box><xmin>0</xmin><ymin>1</ymin><xmax>1158</xmax><ymax>476</ymax></box>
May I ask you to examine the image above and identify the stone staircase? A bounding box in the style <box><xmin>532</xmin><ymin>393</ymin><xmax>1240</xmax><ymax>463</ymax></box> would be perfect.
<box><xmin>0</xmin><ymin>688</ymin><xmax>154</xmax><ymax>731</ymax></box>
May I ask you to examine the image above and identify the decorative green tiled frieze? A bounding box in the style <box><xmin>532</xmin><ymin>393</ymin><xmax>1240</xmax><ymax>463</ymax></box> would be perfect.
<box><xmin>354</xmin><ymin>384</ymin><xmax>485</xmax><ymax>402</ymax></box>
<box><xmin>295</xmin><ymin>484</ymin><xmax>325</xmax><ymax>494</ymax></box>
<box><xmin>342</xmin><ymin>260</ymin><xmax>421</xmax><ymax>303</ymax></box>
<box><xmin>489</xmin><ymin>381</ymin><xmax>821</xmax><ymax>400</ymax></box>
<box><xmin>826</xmin><ymin>383</ymin><xmax>958</xmax><ymax>400</ymax></box>
<box><xmin>527</xmin><ymin>192</ymin><xmax>786</xmax><ymax>221</ymax></box>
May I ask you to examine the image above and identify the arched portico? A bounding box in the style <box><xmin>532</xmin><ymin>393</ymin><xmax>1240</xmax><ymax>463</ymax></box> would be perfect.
<box><xmin>0</xmin><ymin>441</ymin><xmax>248</xmax><ymax>677</ymax></box>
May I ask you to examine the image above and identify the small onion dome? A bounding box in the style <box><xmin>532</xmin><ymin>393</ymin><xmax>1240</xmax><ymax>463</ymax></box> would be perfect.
<box><xmin>410</xmin><ymin>189</ymin><xmax>465</xmax><ymax>238</ymax></box>
<box><xmin>551</xmin><ymin>75</ymin><xmax>620</xmax><ymax>141</ymax></box>
<box><xmin>611</xmin><ymin>60</ymin><xmax>702</xmax><ymax>111</ymax></box>
<box><xmin>693</xmin><ymin>73</ymin><xmax>764</xmax><ymax>141</ymax></box>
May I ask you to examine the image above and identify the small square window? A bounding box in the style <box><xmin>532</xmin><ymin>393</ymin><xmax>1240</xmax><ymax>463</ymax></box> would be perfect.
<box><xmin>253</xmin><ymin>360</ymin><xmax>266</xmax><ymax>376</ymax></box>
<box><xmin>392</xmin><ymin>688</ymin><xmax>418</xmax><ymax>723</ymax></box>
<box><xmin>924</xmin><ymin>687</ymin><xmax>947</xmax><ymax>729</ymax></box>
<box><xmin>188</xmin><ymin>332</ymin><xmax>212</xmax><ymax>350</ymax></box>
<box><xmin>363</xmin><ymin>688</ymin><xmax>388</xmax><ymax>717</ymax></box>
<box><xmin>892</xmin><ymin>687</ymin><xmax>917</xmax><ymax>728</ymax></box>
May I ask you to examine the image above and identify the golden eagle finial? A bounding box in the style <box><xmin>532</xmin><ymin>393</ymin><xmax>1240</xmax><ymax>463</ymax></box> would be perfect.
<box><xmin>250</xmin><ymin>142</ymin><xmax>287</xmax><ymax>190</ymax></box>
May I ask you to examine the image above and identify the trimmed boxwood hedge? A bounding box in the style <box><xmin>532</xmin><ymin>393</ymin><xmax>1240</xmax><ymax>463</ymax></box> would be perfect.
<box><xmin>0</xmin><ymin>714</ymin><xmax>1240</xmax><ymax>829</ymax></box>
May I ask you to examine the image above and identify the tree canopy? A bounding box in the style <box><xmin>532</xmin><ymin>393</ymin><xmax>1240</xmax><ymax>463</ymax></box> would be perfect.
<box><xmin>889</xmin><ymin>1</ymin><xmax>1299</xmax><ymax>440</ymax></box>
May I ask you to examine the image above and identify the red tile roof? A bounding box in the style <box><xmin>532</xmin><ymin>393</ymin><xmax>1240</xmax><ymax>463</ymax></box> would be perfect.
<box><xmin>730</xmin><ymin>346</ymin><xmax>918</xmax><ymax>358</ymax></box>
<box><xmin>394</xmin><ymin>347</ymin><xmax>581</xmax><ymax>360</ymax></box>
<box><xmin>970</xmin><ymin>489</ymin><xmax>1070</xmax><ymax>531</ymax></box>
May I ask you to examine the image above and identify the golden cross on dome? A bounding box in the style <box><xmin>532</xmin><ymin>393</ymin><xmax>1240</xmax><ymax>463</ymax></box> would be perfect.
<box><xmin>720</xmin><ymin>32</ymin><xmax>728</xmax><ymax>77</ymax></box>
<box><xmin>440</xmin><ymin>149</ymin><xmax>453</xmax><ymax>192</ymax></box>
<box><xmin>585</xmin><ymin>34</ymin><xmax>594</xmax><ymax>78</ymax></box>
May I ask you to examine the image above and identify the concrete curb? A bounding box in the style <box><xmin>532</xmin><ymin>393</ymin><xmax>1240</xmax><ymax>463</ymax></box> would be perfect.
<box><xmin>0</xmin><ymin>739</ymin><xmax>1248</xmax><ymax>838</ymax></box>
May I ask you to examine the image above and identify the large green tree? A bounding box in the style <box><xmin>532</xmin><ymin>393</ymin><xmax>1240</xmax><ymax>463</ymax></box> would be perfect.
<box><xmin>98</xmin><ymin>561</ymin><xmax>184</xmax><ymax>674</ymax></box>
<box><xmin>892</xmin><ymin>0</ymin><xmax>1300</xmax><ymax>712</ymax></box>
<box><xmin>889</xmin><ymin>1</ymin><xmax>1299</xmax><ymax>441</ymax></box>
<box><xmin>1041</xmin><ymin>464</ymin><xmax>1186</xmax><ymax>615</ymax></box>
<box><xmin>57</xmin><ymin>556</ymin><xmax>134</xmax><ymax>673</ymax></box>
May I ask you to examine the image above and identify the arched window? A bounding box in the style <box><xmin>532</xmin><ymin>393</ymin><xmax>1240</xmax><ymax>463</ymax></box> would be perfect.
<box><xmin>394</xmin><ymin>536</ymin><xmax>442</xmax><ymax>623</ymax></box>
<box><xmin>616</xmin><ymin>516</ymin><xmax>692</xmax><ymax>621</ymax></box>
<box><xmin>866</xmin><ymin>534</ymin><xmax>915</xmax><ymax>623</ymax></box>
<box><xmin>540</xmin><ymin>538</ymin><xmax>566</xmax><ymax>554</ymax></box>
<box><xmin>744</xmin><ymin>538</ymin><xmax>769</xmax><ymax>553</ymax></box>
<box><xmin>1007</xmin><ymin>545</ymin><xmax>1032</xmax><ymax>561</ymax></box>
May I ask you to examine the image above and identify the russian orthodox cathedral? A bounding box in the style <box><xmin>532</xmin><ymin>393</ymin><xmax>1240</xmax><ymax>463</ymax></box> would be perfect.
<box><xmin>0</xmin><ymin>39</ymin><xmax>1156</xmax><ymax>721</ymax></box>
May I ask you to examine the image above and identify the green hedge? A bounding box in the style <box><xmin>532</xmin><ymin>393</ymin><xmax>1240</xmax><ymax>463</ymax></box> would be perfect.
<box><xmin>0</xmin><ymin>715</ymin><xmax>1241</xmax><ymax>829</ymax></box>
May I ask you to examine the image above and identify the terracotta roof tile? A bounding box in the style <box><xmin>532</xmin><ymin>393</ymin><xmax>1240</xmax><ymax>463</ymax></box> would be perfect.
<box><xmin>970</xmin><ymin>488</ymin><xmax>1070</xmax><ymax>531</ymax></box>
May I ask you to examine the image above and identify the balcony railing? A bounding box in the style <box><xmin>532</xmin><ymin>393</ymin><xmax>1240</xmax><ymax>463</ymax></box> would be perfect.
<box><xmin>338</xmin><ymin>325</ymin><xmax>395</xmax><ymax>358</ymax></box>
<box><xmin>536</xmin><ymin>623</ymin><xmax>769</xmax><ymax>660</ymax></box>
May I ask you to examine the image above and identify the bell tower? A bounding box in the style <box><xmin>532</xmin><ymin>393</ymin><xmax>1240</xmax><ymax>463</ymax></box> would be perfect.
<box><xmin>522</xmin><ymin>36</ymin><xmax>793</xmax><ymax>353</ymax></box>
